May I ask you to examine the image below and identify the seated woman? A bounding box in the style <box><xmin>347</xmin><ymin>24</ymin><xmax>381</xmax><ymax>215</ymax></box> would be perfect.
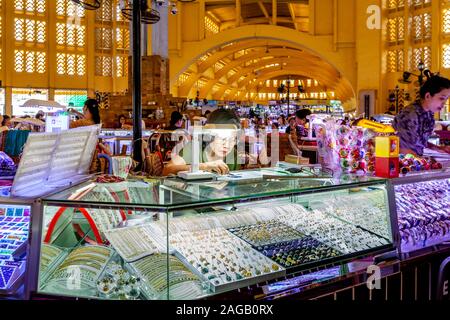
<box><xmin>68</xmin><ymin>99</ymin><xmax>101</xmax><ymax>129</ymax></box>
<box><xmin>118</xmin><ymin>114</ymin><xmax>146</xmax><ymax>130</ymax></box>
<box><xmin>163</xmin><ymin>109</ymin><xmax>268</xmax><ymax>176</ymax></box>
<box><xmin>118</xmin><ymin>114</ymin><xmax>132</xmax><ymax>129</ymax></box>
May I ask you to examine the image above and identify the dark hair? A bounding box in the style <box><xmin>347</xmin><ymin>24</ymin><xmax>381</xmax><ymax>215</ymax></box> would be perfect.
<box><xmin>295</xmin><ymin>109</ymin><xmax>312</xmax><ymax>120</ymax></box>
<box><xmin>118</xmin><ymin>114</ymin><xmax>126</xmax><ymax>121</ymax></box>
<box><xmin>207</xmin><ymin>109</ymin><xmax>241</xmax><ymax>129</ymax></box>
<box><xmin>170</xmin><ymin>111</ymin><xmax>183</xmax><ymax>126</ymax></box>
<box><xmin>35</xmin><ymin>111</ymin><xmax>44</xmax><ymax>120</ymax></box>
<box><xmin>420</xmin><ymin>75</ymin><xmax>450</xmax><ymax>99</ymax></box>
<box><xmin>84</xmin><ymin>99</ymin><xmax>101</xmax><ymax>124</ymax></box>
<box><xmin>2</xmin><ymin>115</ymin><xmax>10</xmax><ymax>127</ymax></box>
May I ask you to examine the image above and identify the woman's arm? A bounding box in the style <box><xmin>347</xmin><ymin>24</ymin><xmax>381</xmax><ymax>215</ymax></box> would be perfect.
<box><xmin>163</xmin><ymin>154</ymin><xmax>229</xmax><ymax>176</ymax></box>
<box><xmin>162</xmin><ymin>154</ymin><xmax>190</xmax><ymax>176</ymax></box>
<box><xmin>68</xmin><ymin>108</ymin><xmax>84</xmax><ymax>119</ymax></box>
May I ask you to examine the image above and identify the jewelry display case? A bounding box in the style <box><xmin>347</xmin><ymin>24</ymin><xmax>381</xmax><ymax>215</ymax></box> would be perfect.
<box><xmin>391</xmin><ymin>169</ymin><xmax>450</xmax><ymax>255</ymax></box>
<box><xmin>29</xmin><ymin>172</ymin><xmax>397</xmax><ymax>300</ymax></box>
<box><xmin>0</xmin><ymin>125</ymin><xmax>98</xmax><ymax>299</ymax></box>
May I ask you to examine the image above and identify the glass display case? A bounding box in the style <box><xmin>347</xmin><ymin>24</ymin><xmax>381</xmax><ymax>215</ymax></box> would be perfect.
<box><xmin>29</xmin><ymin>172</ymin><xmax>397</xmax><ymax>300</ymax></box>
<box><xmin>392</xmin><ymin>169</ymin><xmax>450</xmax><ymax>254</ymax></box>
<box><xmin>0</xmin><ymin>198</ymin><xmax>33</xmax><ymax>297</ymax></box>
<box><xmin>0</xmin><ymin>125</ymin><xmax>98</xmax><ymax>299</ymax></box>
<box><xmin>100</xmin><ymin>130</ymin><xmax>153</xmax><ymax>155</ymax></box>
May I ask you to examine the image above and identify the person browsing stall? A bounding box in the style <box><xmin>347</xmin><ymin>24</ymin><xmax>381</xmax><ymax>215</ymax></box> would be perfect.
<box><xmin>68</xmin><ymin>99</ymin><xmax>101</xmax><ymax>129</ymax></box>
<box><xmin>393</xmin><ymin>75</ymin><xmax>450</xmax><ymax>156</ymax></box>
<box><xmin>0</xmin><ymin>115</ymin><xmax>11</xmax><ymax>133</ymax></box>
<box><xmin>167</xmin><ymin>111</ymin><xmax>184</xmax><ymax>131</ymax></box>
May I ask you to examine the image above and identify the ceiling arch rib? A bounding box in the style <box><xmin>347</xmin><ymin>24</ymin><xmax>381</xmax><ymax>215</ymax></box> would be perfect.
<box><xmin>196</xmin><ymin>48</ymin><xmax>331</xmax><ymax>95</ymax></box>
<box><xmin>204</xmin><ymin>59</ymin><xmax>338</xmax><ymax>96</ymax></box>
<box><xmin>179</xmin><ymin>44</ymin><xmax>321</xmax><ymax>96</ymax></box>
<box><xmin>178</xmin><ymin>48</ymin><xmax>271</xmax><ymax>96</ymax></box>
<box><xmin>196</xmin><ymin>39</ymin><xmax>307</xmax><ymax>74</ymax></box>
<box><xmin>194</xmin><ymin>58</ymin><xmax>336</xmax><ymax>97</ymax></box>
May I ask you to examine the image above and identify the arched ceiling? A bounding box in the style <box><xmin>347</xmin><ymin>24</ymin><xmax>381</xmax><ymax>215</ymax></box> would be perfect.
<box><xmin>175</xmin><ymin>38</ymin><xmax>352</xmax><ymax>102</ymax></box>
<box><xmin>171</xmin><ymin>0</ymin><xmax>354</xmax><ymax>104</ymax></box>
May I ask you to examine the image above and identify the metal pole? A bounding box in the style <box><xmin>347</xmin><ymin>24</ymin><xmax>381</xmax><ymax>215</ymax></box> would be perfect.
<box><xmin>287</xmin><ymin>79</ymin><xmax>290</xmax><ymax>116</ymax></box>
<box><xmin>132</xmin><ymin>0</ymin><xmax>142</xmax><ymax>168</ymax></box>
<box><xmin>395</xmin><ymin>86</ymin><xmax>399</xmax><ymax>114</ymax></box>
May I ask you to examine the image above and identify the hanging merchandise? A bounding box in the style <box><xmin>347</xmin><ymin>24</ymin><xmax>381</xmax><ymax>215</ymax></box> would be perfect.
<box><xmin>316</xmin><ymin>119</ymin><xmax>376</xmax><ymax>175</ymax></box>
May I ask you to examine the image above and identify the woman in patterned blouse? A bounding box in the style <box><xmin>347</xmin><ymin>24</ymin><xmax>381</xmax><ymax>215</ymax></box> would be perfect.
<box><xmin>393</xmin><ymin>76</ymin><xmax>450</xmax><ymax>156</ymax></box>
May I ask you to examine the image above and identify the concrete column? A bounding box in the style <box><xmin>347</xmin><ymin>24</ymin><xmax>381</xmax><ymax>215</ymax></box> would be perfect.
<box><xmin>152</xmin><ymin>4</ymin><xmax>169</xmax><ymax>59</ymax></box>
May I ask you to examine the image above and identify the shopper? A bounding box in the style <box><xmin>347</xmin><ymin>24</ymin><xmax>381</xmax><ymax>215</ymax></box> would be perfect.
<box><xmin>68</xmin><ymin>99</ymin><xmax>101</xmax><ymax>129</ymax></box>
<box><xmin>294</xmin><ymin>109</ymin><xmax>311</xmax><ymax>137</ymax></box>
<box><xmin>167</xmin><ymin>111</ymin><xmax>184</xmax><ymax>131</ymax></box>
<box><xmin>35</xmin><ymin>110</ymin><xmax>45</xmax><ymax>122</ymax></box>
<box><xmin>285</xmin><ymin>117</ymin><xmax>297</xmax><ymax>134</ymax></box>
<box><xmin>0</xmin><ymin>115</ymin><xmax>11</xmax><ymax>133</ymax></box>
<box><xmin>393</xmin><ymin>75</ymin><xmax>450</xmax><ymax>156</ymax></box>
<box><xmin>117</xmin><ymin>114</ymin><xmax>131</xmax><ymax>129</ymax></box>
<box><xmin>277</xmin><ymin>114</ymin><xmax>287</xmax><ymax>126</ymax></box>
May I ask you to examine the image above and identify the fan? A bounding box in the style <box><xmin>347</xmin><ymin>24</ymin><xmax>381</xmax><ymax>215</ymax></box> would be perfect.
<box><xmin>70</xmin><ymin>0</ymin><xmax>102</xmax><ymax>10</ymax></box>
<box><xmin>120</xmin><ymin>0</ymin><xmax>161</xmax><ymax>24</ymax></box>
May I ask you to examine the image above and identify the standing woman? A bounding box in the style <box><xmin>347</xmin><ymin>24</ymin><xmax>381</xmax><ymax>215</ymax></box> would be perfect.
<box><xmin>68</xmin><ymin>99</ymin><xmax>101</xmax><ymax>129</ymax></box>
<box><xmin>393</xmin><ymin>75</ymin><xmax>450</xmax><ymax>156</ymax></box>
<box><xmin>0</xmin><ymin>115</ymin><xmax>11</xmax><ymax>133</ymax></box>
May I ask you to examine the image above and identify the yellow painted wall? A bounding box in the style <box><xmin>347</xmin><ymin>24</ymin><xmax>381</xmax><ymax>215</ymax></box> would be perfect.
<box><xmin>310</xmin><ymin>0</ymin><xmax>333</xmax><ymax>35</ymax></box>
<box><xmin>355</xmin><ymin>0</ymin><xmax>383</xmax><ymax>113</ymax></box>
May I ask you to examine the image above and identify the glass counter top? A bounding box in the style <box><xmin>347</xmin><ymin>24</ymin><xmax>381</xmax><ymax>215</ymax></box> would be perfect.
<box><xmin>41</xmin><ymin>169</ymin><xmax>386</xmax><ymax>209</ymax></box>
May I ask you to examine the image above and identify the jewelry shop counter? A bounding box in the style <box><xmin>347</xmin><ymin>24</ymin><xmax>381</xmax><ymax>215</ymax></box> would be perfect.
<box><xmin>27</xmin><ymin>173</ymin><xmax>397</xmax><ymax>300</ymax></box>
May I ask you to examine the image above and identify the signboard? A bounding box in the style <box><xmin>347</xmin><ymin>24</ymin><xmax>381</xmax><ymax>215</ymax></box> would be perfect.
<box><xmin>46</xmin><ymin>113</ymin><xmax>70</xmax><ymax>133</ymax></box>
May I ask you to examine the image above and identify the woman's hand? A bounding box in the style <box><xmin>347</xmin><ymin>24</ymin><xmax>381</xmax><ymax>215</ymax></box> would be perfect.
<box><xmin>200</xmin><ymin>160</ymin><xmax>229</xmax><ymax>175</ymax></box>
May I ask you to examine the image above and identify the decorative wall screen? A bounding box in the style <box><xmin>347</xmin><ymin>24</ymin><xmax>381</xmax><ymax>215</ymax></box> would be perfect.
<box><xmin>95</xmin><ymin>0</ymin><xmax>129</xmax><ymax>78</ymax></box>
<box><xmin>14</xmin><ymin>0</ymin><xmax>47</xmax><ymax>75</ymax></box>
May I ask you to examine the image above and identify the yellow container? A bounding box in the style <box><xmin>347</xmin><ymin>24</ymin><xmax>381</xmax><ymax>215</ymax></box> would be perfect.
<box><xmin>285</xmin><ymin>154</ymin><xmax>310</xmax><ymax>165</ymax></box>
<box><xmin>375</xmin><ymin>136</ymin><xmax>399</xmax><ymax>158</ymax></box>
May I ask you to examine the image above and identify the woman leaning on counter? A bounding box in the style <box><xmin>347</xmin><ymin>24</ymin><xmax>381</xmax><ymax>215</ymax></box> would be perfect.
<box><xmin>393</xmin><ymin>75</ymin><xmax>450</xmax><ymax>156</ymax></box>
<box><xmin>163</xmin><ymin>109</ymin><xmax>268</xmax><ymax>176</ymax></box>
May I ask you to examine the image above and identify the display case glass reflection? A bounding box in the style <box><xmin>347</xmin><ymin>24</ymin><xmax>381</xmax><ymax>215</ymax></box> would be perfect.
<box><xmin>36</xmin><ymin>175</ymin><xmax>394</xmax><ymax>300</ymax></box>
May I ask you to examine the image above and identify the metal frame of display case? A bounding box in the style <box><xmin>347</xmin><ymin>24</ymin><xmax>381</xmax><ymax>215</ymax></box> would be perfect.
<box><xmin>26</xmin><ymin>176</ymin><xmax>400</xmax><ymax>300</ymax></box>
<box><xmin>0</xmin><ymin>197</ymin><xmax>39</xmax><ymax>300</ymax></box>
<box><xmin>389</xmin><ymin>169</ymin><xmax>450</xmax><ymax>259</ymax></box>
